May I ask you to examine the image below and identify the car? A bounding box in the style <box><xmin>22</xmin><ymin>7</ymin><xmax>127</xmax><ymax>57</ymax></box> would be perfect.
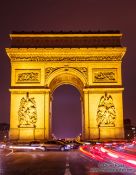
<box><xmin>29</xmin><ymin>141</ymin><xmax>46</xmax><ymax>151</ymax></box>
<box><xmin>65</xmin><ymin>140</ymin><xmax>84</xmax><ymax>149</ymax></box>
<box><xmin>29</xmin><ymin>141</ymin><xmax>41</xmax><ymax>147</ymax></box>
<box><xmin>0</xmin><ymin>142</ymin><xmax>6</xmax><ymax>149</ymax></box>
<box><xmin>41</xmin><ymin>140</ymin><xmax>71</xmax><ymax>151</ymax></box>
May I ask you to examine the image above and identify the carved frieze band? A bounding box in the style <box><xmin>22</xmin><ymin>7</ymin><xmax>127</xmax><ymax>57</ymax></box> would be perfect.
<box><xmin>93</xmin><ymin>68</ymin><xmax>117</xmax><ymax>83</ymax></box>
<box><xmin>10</xmin><ymin>56</ymin><xmax>123</xmax><ymax>62</ymax></box>
<box><xmin>45</xmin><ymin>67</ymin><xmax>88</xmax><ymax>80</ymax></box>
<box><xmin>15</xmin><ymin>69</ymin><xmax>41</xmax><ymax>83</ymax></box>
<box><xmin>6</xmin><ymin>48</ymin><xmax>126</xmax><ymax>62</ymax></box>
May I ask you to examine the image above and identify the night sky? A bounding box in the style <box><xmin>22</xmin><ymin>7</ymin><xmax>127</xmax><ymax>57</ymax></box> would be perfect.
<box><xmin>0</xmin><ymin>0</ymin><xmax>136</xmax><ymax>137</ymax></box>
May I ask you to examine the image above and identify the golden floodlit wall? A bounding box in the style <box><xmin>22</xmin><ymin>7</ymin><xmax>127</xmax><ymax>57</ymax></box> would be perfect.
<box><xmin>6</xmin><ymin>33</ymin><xmax>126</xmax><ymax>141</ymax></box>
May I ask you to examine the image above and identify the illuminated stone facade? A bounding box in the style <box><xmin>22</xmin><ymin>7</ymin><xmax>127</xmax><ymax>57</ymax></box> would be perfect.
<box><xmin>6</xmin><ymin>32</ymin><xmax>126</xmax><ymax>141</ymax></box>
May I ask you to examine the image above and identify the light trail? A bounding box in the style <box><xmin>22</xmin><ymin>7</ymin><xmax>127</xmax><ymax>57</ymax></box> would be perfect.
<box><xmin>79</xmin><ymin>146</ymin><xmax>103</xmax><ymax>161</ymax></box>
<box><xmin>80</xmin><ymin>144</ymin><xmax>136</xmax><ymax>168</ymax></box>
<box><xmin>9</xmin><ymin>145</ymin><xmax>45</xmax><ymax>151</ymax></box>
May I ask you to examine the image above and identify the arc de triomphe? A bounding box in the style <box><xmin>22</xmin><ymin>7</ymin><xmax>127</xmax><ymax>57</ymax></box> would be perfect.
<box><xmin>6</xmin><ymin>32</ymin><xmax>126</xmax><ymax>141</ymax></box>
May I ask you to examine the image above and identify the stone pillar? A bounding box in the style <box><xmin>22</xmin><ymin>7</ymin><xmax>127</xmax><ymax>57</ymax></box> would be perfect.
<box><xmin>49</xmin><ymin>94</ymin><xmax>53</xmax><ymax>139</ymax></box>
<box><xmin>88</xmin><ymin>88</ymin><xmax>124</xmax><ymax>140</ymax></box>
<box><xmin>80</xmin><ymin>95</ymin><xmax>84</xmax><ymax>140</ymax></box>
<box><xmin>88</xmin><ymin>89</ymin><xmax>100</xmax><ymax>140</ymax></box>
<box><xmin>44</xmin><ymin>89</ymin><xmax>50</xmax><ymax>140</ymax></box>
<box><xmin>9</xmin><ymin>92</ymin><xmax>19</xmax><ymax>140</ymax></box>
<box><xmin>9</xmin><ymin>89</ymin><xmax>46</xmax><ymax>141</ymax></box>
<box><xmin>83</xmin><ymin>89</ymin><xmax>90</xmax><ymax>140</ymax></box>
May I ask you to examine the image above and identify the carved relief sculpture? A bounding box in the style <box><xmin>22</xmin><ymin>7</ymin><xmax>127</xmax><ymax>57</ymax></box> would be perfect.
<box><xmin>15</xmin><ymin>69</ymin><xmax>41</xmax><ymax>83</ymax></box>
<box><xmin>95</xmin><ymin>72</ymin><xmax>115</xmax><ymax>80</ymax></box>
<box><xmin>18</xmin><ymin>72</ymin><xmax>39</xmax><ymax>82</ymax></box>
<box><xmin>45</xmin><ymin>67</ymin><xmax>88</xmax><ymax>80</ymax></box>
<box><xmin>96</xmin><ymin>93</ymin><xmax>116</xmax><ymax>127</ymax></box>
<box><xmin>18</xmin><ymin>93</ymin><xmax>37</xmax><ymax>127</ymax></box>
<box><xmin>93</xmin><ymin>68</ymin><xmax>117</xmax><ymax>83</ymax></box>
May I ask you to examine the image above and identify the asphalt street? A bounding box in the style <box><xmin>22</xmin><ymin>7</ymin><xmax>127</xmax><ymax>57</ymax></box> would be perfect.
<box><xmin>0</xmin><ymin>149</ymin><xmax>135</xmax><ymax>175</ymax></box>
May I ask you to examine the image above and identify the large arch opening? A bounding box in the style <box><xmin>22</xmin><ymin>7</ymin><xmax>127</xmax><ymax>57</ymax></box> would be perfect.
<box><xmin>52</xmin><ymin>85</ymin><xmax>82</xmax><ymax>139</ymax></box>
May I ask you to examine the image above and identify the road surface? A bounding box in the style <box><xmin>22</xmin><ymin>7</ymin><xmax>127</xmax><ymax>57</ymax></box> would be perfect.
<box><xmin>0</xmin><ymin>149</ymin><xmax>135</xmax><ymax>175</ymax></box>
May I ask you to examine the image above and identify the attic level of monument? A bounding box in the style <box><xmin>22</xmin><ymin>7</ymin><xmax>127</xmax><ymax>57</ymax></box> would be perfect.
<box><xmin>10</xmin><ymin>32</ymin><xmax>122</xmax><ymax>48</ymax></box>
<box><xmin>7</xmin><ymin>32</ymin><xmax>126</xmax><ymax>62</ymax></box>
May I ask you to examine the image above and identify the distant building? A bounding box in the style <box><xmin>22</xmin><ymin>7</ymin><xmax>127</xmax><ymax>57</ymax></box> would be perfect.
<box><xmin>124</xmin><ymin>119</ymin><xmax>136</xmax><ymax>140</ymax></box>
<box><xmin>0</xmin><ymin>123</ymin><xmax>9</xmax><ymax>141</ymax></box>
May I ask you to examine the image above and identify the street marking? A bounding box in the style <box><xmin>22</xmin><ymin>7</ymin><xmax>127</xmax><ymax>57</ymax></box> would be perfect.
<box><xmin>66</xmin><ymin>163</ymin><xmax>69</xmax><ymax>167</ymax></box>
<box><xmin>64</xmin><ymin>168</ymin><xmax>72</xmax><ymax>175</ymax></box>
<box><xmin>64</xmin><ymin>152</ymin><xmax>72</xmax><ymax>175</ymax></box>
<box><xmin>0</xmin><ymin>149</ymin><xmax>5</xmax><ymax>174</ymax></box>
<box><xmin>66</xmin><ymin>156</ymin><xmax>69</xmax><ymax>161</ymax></box>
<box><xmin>6</xmin><ymin>149</ymin><xmax>14</xmax><ymax>156</ymax></box>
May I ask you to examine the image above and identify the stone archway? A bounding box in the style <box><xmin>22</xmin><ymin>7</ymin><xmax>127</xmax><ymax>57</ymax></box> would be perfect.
<box><xmin>51</xmin><ymin>84</ymin><xmax>82</xmax><ymax>139</ymax></box>
<box><xmin>48</xmin><ymin>72</ymin><xmax>85</xmax><ymax>139</ymax></box>
<box><xmin>6</xmin><ymin>32</ymin><xmax>126</xmax><ymax>141</ymax></box>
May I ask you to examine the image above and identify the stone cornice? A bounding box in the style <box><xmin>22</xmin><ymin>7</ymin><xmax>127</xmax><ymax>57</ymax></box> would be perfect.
<box><xmin>6</xmin><ymin>47</ymin><xmax>126</xmax><ymax>62</ymax></box>
<box><xmin>83</xmin><ymin>87</ymin><xmax>124</xmax><ymax>93</ymax></box>
<box><xmin>9</xmin><ymin>88</ymin><xmax>50</xmax><ymax>94</ymax></box>
<box><xmin>10</xmin><ymin>33</ymin><xmax>122</xmax><ymax>38</ymax></box>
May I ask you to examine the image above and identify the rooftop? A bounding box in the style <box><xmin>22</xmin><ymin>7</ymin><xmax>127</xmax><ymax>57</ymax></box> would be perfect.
<box><xmin>10</xmin><ymin>31</ymin><xmax>123</xmax><ymax>48</ymax></box>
